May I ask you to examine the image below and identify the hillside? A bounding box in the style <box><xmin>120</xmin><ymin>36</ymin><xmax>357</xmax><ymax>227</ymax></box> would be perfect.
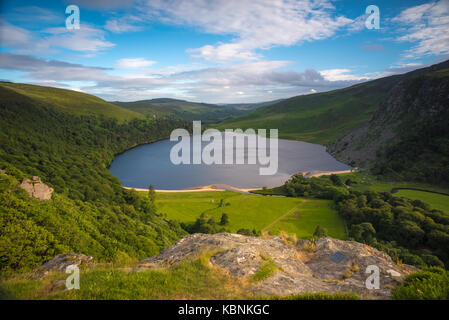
<box><xmin>0</xmin><ymin>82</ymin><xmax>144</xmax><ymax>122</ymax></box>
<box><xmin>328</xmin><ymin>60</ymin><xmax>449</xmax><ymax>186</ymax></box>
<box><xmin>112</xmin><ymin>98</ymin><xmax>278</xmax><ymax>123</ymax></box>
<box><xmin>215</xmin><ymin>76</ymin><xmax>400</xmax><ymax>144</ymax></box>
<box><xmin>112</xmin><ymin>98</ymin><xmax>240</xmax><ymax>123</ymax></box>
<box><xmin>0</xmin><ymin>83</ymin><xmax>189</xmax><ymax>275</ymax></box>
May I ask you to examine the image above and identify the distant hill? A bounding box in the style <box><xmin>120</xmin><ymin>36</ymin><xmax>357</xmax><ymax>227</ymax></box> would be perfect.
<box><xmin>216</xmin><ymin>75</ymin><xmax>407</xmax><ymax>144</ymax></box>
<box><xmin>0</xmin><ymin>82</ymin><xmax>143</xmax><ymax>122</ymax></box>
<box><xmin>112</xmin><ymin>98</ymin><xmax>281</xmax><ymax>123</ymax></box>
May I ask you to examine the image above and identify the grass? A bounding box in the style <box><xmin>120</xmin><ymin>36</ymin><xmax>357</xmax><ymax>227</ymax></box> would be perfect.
<box><xmin>264</xmin><ymin>199</ymin><xmax>347</xmax><ymax>240</ymax></box>
<box><xmin>155</xmin><ymin>191</ymin><xmax>346</xmax><ymax>239</ymax></box>
<box><xmin>251</xmin><ymin>254</ymin><xmax>283</xmax><ymax>282</ymax></box>
<box><xmin>0</xmin><ymin>254</ymin><xmax>248</xmax><ymax>300</ymax></box>
<box><xmin>0</xmin><ymin>82</ymin><xmax>143</xmax><ymax>122</ymax></box>
<box><xmin>156</xmin><ymin>191</ymin><xmax>302</xmax><ymax>233</ymax></box>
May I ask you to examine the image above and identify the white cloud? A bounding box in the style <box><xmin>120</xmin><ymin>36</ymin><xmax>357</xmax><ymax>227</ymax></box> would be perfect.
<box><xmin>0</xmin><ymin>53</ymin><xmax>366</xmax><ymax>103</ymax></box>
<box><xmin>0</xmin><ymin>20</ymin><xmax>115</xmax><ymax>54</ymax></box>
<box><xmin>116</xmin><ymin>58</ymin><xmax>157</xmax><ymax>68</ymax></box>
<box><xmin>392</xmin><ymin>1</ymin><xmax>449</xmax><ymax>58</ymax></box>
<box><xmin>319</xmin><ymin>69</ymin><xmax>368</xmax><ymax>81</ymax></box>
<box><xmin>0</xmin><ymin>20</ymin><xmax>33</xmax><ymax>49</ymax></box>
<box><xmin>144</xmin><ymin>0</ymin><xmax>353</xmax><ymax>62</ymax></box>
<box><xmin>41</xmin><ymin>26</ymin><xmax>115</xmax><ymax>53</ymax></box>
<box><xmin>104</xmin><ymin>15</ymin><xmax>143</xmax><ymax>33</ymax></box>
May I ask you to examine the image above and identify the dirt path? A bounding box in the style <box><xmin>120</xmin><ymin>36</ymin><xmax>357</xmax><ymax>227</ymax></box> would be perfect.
<box><xmin>262</xmin><ymin>200</ymin><xmax>309</xmax><ymax>232</ymax></box>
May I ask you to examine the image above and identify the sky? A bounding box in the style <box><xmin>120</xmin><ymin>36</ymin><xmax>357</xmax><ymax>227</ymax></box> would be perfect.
<box><xmin>0</xmin><ymin>0</ymin><xmax>448</xmax><ymax>103</ymax></box>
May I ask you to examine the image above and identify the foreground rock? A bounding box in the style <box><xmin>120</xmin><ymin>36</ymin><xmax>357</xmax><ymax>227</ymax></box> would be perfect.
<box><xmin>31</xmin><ymin>253</ymin><xmax>93</xmax><ymax>279</ymax></box>
<box><xmin>20</xmin><ymin>176</ymin><xmax>54</xmax><ymax>200</ymax></box>
<box><xmin>137</xmin><ymin>233</ymin><xmax>417</xmax><ymax>299</ymax></box>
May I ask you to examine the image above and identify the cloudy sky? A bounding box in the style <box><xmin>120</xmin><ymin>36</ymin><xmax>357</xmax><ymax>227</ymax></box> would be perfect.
<box><xmin>0</xmin><ymin>0</ymin><xmax>448</xmax><ymax>103</ymax></box>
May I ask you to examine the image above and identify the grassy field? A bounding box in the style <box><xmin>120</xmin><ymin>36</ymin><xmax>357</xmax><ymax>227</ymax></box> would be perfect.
<box><xmin>155</xmin><ymin>191</ymin><xmax>346</xmax><ymax>239</ymax></box>
<box><xmin>0</xmin><ymin>82</ymin><xmax>143</xmax><ymax>122</ymax></box>
<box><xmin>393</xmin><ymin>189</ymin><xmax>449</xmax><ymax>213</ymax></box>
<box><xmin>337</xmin><ymin>172</ymin><xmax>449</xmax><ymax>213</ymax></box>
<box><xmin>264</xmin><ymin>200</ymin><xmax>347</xmax><ymax>240</ymax></box>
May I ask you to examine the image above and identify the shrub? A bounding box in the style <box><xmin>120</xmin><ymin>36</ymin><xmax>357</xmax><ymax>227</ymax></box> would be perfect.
<box><xmin>313</xmin><ymin>225</ymin><xmax>328</xmax><ymax>238</ymax></box>
<box><xmin>392</xmin><ymin>267</ymin><xmax>449</xmax><ymax>300</ymax></box>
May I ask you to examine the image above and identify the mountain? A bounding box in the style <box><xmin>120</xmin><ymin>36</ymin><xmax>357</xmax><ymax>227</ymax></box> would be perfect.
<box><xmin>112</xmin><ymin>98</ymin><xmax>281</xmax><ymax>123</ymax></box>
<box><xmin>328</xmin><ymin>60</ymin><xmax>449</xmax><ymax>186</ymax></box>
<box><xmin>0</xmin><ymin>82</ymin><xmax>144</xmax><ymax>122</ymax></box>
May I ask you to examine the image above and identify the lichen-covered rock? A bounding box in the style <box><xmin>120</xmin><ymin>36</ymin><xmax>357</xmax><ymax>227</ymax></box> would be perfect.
<box><xmin>31</xmin><ymin>253</ymin><xmax>93</xmax><ymax>279</ymax></box>
<box><xmin>137</xmin><ymin>233</ymin><xmax>417</xmax><ymax>299</ymax></box>
<box><xmin>20</xmin><ymin>176</ymin><xmax>54</xmax><ymax>200</ymax></box>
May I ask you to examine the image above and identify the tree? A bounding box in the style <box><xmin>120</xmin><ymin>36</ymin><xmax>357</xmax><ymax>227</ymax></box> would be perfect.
<box><xmin>330</xmin><ymin>174</ymin><xmax>344</xmax><ymax>186</ymax></box>
<box><xmin>220</xmin><ymin>213</ymin><xmax>229</xmax><ymax>226</ymax></box>
<box><xmin>313</xmin><ymin>225</ymin><xmax>328</xmax><ymax>238</ymax></box>
<box><xmin>350</xmin><ymin>222</ymin><xmax>376</xmax><ymax>243</ymax></box>
<box><xmin>148</xmin><ymin>184</ymin><xmax>156</xmax><ymax>203</ymax></box>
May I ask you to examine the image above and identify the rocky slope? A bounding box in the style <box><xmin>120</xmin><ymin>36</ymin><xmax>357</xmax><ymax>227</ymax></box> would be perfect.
<box><xmin>135</xmin><ymin>233</ymin><xmax>416</xmax><ymax>299</ymax></box>
<box><xmin>328</xmin><ymin>60</ymin><xmax>449</xmax><ymax>170</ymax></box>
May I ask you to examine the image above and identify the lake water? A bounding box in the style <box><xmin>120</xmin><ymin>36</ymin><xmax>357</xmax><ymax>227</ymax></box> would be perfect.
<box><xmin>109</xmin><ymin>133</ymin><xmax>351</xmax><ymax>189</ymax></box>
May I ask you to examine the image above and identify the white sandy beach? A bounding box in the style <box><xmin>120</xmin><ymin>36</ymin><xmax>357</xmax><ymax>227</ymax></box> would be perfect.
<box><xmin>122</xmin><ymin>169</ymin><xmax>354</xmax><ymax>193</ymax></box>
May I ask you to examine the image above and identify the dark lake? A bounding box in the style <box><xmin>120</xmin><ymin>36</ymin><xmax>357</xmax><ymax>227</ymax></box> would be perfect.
<box><xmin>109</xmin><ymin>133</ymin><xmax>351</xmax><ymax>189</ymax></box>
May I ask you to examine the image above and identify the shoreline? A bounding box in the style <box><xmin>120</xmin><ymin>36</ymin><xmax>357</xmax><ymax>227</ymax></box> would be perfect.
<box><xmin>302</xmin><ymin>169</ymin><xmax>354</xmax><ymax>178</ymax></box>
<box><xmin>123</xmin><ymin>184</ymin><xmax>261</xmax><ymax>193</ymax></box>
<box><xmin>122</xmin><ymin>169</ymin><xmax>355</xmax><ymax>193</ymax></box>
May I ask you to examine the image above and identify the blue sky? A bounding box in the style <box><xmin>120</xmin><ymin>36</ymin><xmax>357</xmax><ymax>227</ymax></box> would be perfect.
<box><xmin>0</xmin><ymin>0</ymin><xmax>448</xmax><ymax>103</ymax></box>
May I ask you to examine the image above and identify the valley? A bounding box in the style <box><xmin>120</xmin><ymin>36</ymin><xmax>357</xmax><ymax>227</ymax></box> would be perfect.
<box><xmin>1</xmin><ymin>60</ymin><xmax>449</xmax><ymax>301</ymax></box>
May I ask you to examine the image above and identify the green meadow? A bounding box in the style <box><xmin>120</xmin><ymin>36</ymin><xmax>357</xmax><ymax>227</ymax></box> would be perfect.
<box><xmin>264</xmin><ymin>199</ymin><xmax>347</xmax><ymax>240</ymax></box>
<box><xmin>155</xmin><ymin>191</ymin><xmax>346</xmax><ymax>239</ymax></box>
<box><xmin>393</xmin><ymin>189</ymin><xmax>449</xmax><ymax>213</ymax></box>
<box><xmin>336</xmin><ymin>172</ymin><xmax>449</xmax><ymax>213</ymax></box>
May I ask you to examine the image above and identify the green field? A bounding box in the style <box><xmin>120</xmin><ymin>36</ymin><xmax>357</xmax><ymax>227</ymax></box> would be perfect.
<box><xmin>156</xmin><ymin>191</ymin><xmax>346</xmax><ymax>239</ymax></box>
<box><xmin>393</xmin><ymin>190</ymin><xmax>449</xmax><ymax>213</ymax></box>
<box><xmin>264</xmin><ymin>200</ymin><xmax>347</xmax><ymax>239</ymax></box>
<box><xmin>334</xmin><ymin>172</ymin><xmax>449</xmax><ymax>213</ymax></box>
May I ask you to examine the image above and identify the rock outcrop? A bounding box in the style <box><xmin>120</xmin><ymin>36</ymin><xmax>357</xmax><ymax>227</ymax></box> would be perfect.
<box><xmin>136</xmin><ymin>233</ymin><xmax>417</xmax><ymax>299</ymax></box>
<box><xmin>20</xmin><ymin>176</ymin><xmax>54</xmax><ymax>200</ymax></box>
<box><xmin>31</xmin><ymin>253</ymin><xmax>93</xmax><ymax>280</ymax></box>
